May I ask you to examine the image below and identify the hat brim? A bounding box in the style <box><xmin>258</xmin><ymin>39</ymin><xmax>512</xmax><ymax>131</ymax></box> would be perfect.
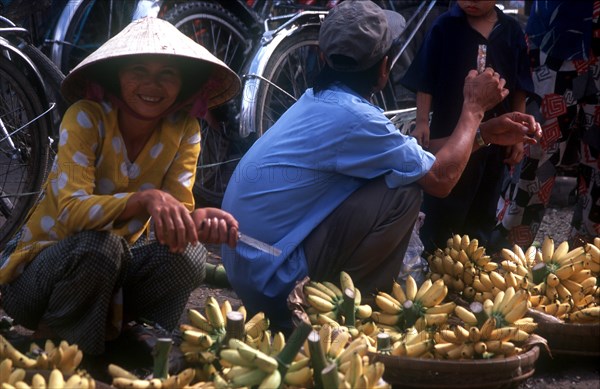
<box><xmin>60</xmin><ymin>17</ymin><xmax>241</xmax><ymax>109</ymax></box>
<box><xmin>383</xmin><ymin>10</ymin><xmax>407</xmax><ymax>43</ymax></box>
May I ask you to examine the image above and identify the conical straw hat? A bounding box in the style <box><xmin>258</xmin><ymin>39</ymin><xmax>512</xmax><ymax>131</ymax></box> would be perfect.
<box><xmin>61</xmin><ymin>17</ymin><xmax>241</xmax><ymax>108</ymax></box>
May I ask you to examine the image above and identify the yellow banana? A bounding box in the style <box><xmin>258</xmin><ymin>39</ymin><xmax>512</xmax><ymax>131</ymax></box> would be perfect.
<box><xmin>541</xmin><ymin>236</ymin><xmax>554</xmax><ymax>263</ymax></box>
<box><xmin>468</xmin><ymin>326</ymin><xmax>481</xmax><ymax>342</ymax></box>
<box><xmin>308</xmin><ymin>281</ymin><xmax>339</xmax><ymax>301</ymax></box>
<box><xmin>284</xmin><ymin>366</ymin><xmax>312</xmax><ymax>387</ymax></box>
<box><xmin>441</xmin><ymin>255</ymin><xmax>456</xmax><ymax>275</ymax></box>
<box><xmin>551</xmin><ymin>240</ymin><xmax>570</xmax><ymax>262</ymax></box>
<box><xmin>48</xmin><ymin>369</ymin><xmax>65</xmax><ymax>389</ymax></box>
<box><xmin>306</xmin><ymin>294</ymin><xmax>336</xmax><ymax>313</ymax></box>
<box><xmin>205</xmin><ymin>297</ymin><xmax>225</xmax><ymax>330</ymax></box>
<box><xmin>461</xmin><ymin>342</ymin><xmax>475</xmax><ymax>359</ymax></box>
<box><xmin>488</xmin><ymin>327</ymin><xmax>518</xmax><ymax>342</ymax></box>
<box><xmin>31</xmin><ymin>373</ymin><xmax>46</xmax><ymax>389</ymax></box>
<box><xmin>187</xmin><ymin>308</ymin><xmax>214</xmax><ymax>333</ymax></box>
<box><xmin>479</xmin><ymin>273</ymin><xmax>494</xmax><ymax>291</ymax></box>
<box><xmin>405</xmin><ymin>339</ymin><xmax>432</xmax><ymax>358</ymax></box>
<box><xmin>425</xmin><ymin>301</ymin><xmax>456</xmax><ymax>315</ymax></box>
<box><xmin>391</xmin><ymin>281</ymin><xmax>408</xmax><ymax>304</ymax></box>
<box><xmin>405</xmin><ymin>275</ymin><xmax>418</xmax><ymax>301</ymax></box>
<box><xmin>489</xmin><ymin>271</ymin><xmax>506</xmax><ymax>290</ymax></box>
<box><xmin>304</xmin><ymin>285</ymin><xmax>336</xmax><ymax>304</ymax></box>
<box><xmin>355</xmin><ymin>304</ymin><xmax>373</xmax><ymax>319</ymax></box>
<box><xmin>375</xmin><ymin>293</ymin><xmax>402</xmax><ymax>314</ymax></box>
<box><xmin>453</xmin><ymin>325</ymin><xmax>470</xmax><ymax>343</ymax></box>
<box><xmin>419</xmin><ymin>279</ymin><xmax>447</xmax><ymax>307</ymax></box>
<box><xmin>503</xmin><ymin>299</ymin><xmax>529</xmax><ymax>323</ymax></box>
<box><xmin>371</xmin><ymin>312</ymin><xmax>401</xmax><ymax>327</ymax></box>
<box><xmin>454</xmin><ymin>305</ymin><xmax>478</xmax><ymax>326</ymax></box>
<box><xmin>415</xmin><ymin>279</ymin><xmax>433</xmax><ymax>302</ymax></box>
<box><xmin>328</xmin><ymin>331</ymin><xmax>351</xmax><ymax>359</ymax></box>
<box><xmin>424</xmin><ymin>313</ymin><xmax>449</xmax><ymax>326</ymax></box>
<box><xmin>339</xmin><ymin>271</ymin><xmax>355</xmax><ymax>295</ymax></box>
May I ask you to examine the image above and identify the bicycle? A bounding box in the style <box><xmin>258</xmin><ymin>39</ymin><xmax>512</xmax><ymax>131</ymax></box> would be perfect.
<box><xmin>0</xmin><ymin>14</ymin><xmax>65</xmax><ymax>249</ymax></box>
<box><xmin>161</xmin><ymin>0</ymin><xmax>336</xmax><ymax>206</ymax></box>
<box><xmin>240</xmin><ymin>0</ymin><xmax>452</xmax><ymax>140</ymax></box>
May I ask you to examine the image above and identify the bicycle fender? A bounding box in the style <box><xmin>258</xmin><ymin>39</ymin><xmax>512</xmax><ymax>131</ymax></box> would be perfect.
<box><xmin>239</xmin><ymin>14</ymin><xmax>324</xmax><ymax>137</ymax></box>
<box><xmin>0</xmin><ymin>38</ymin><xmax>50</xmax><ymax>108</ymax></box>
<box><xmin>48</xmin><ymin>0</ymin><xmax>87</xmax><ymax>71</ymax></box>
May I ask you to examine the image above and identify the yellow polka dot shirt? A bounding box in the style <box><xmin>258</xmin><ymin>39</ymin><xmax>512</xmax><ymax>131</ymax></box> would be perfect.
<box><xmin>0</xmin><ymin>100</ymin><xmax>201</xmax><ymax>284</ymax></box>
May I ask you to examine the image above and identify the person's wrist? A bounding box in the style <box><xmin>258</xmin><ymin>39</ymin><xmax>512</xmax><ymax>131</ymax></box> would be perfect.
<box><xmin>476</xmin><ymin>127</ymin><xmax>490</xmax><ymax>147</ymax></box>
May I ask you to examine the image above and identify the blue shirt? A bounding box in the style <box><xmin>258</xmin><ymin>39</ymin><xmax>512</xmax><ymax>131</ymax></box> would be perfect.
<box><xmin>526</xmin><ymin>0</ymin><xmax>594</xmax><ymax>60</ymax></box>
<box><xmin>401</xmin><ymin>4</ymin><xmax>533</xmax><ymax>138</ymax></box>
<box><xmin>221</xmin><ymin>84</ymin><xmax>435</xmax><ymax>327</ymax></box>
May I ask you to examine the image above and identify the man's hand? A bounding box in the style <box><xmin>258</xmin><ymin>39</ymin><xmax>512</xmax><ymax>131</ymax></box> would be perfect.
<box><xmin>463</xmin><ymin>68</ymin><xmax>509</xmax><ymax>114</ymax></box>
<box><xmin>192</xmin><ymin>208</ymin><xmax>239</xmax><ymax>248</ymax></box>
<box><xmin>480</xmin><ymin>112</ymin><xmax>542</xmax><ymax>147</ymax></box>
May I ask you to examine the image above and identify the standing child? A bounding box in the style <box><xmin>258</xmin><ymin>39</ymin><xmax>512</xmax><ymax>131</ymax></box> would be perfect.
<box><xmin>401</xmin><ymin>0</ymin><xmax>533</xmax><ymax>253</ymax></box>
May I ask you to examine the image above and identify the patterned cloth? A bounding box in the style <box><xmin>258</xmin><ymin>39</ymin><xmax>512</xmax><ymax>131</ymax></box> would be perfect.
<box><xmin>494</xmin><ymin>0</ymin><xmax>600</xmax><ymax>246</ymax></box>
<box><xmin>0</xmin><ymin>231</ymin><xmax>206</xmax><ymax>355</ymax></box>
<box><xmin>0</xmin><ymin>99</ymin><xmax>200</xmax><ymax>283</ymax></box>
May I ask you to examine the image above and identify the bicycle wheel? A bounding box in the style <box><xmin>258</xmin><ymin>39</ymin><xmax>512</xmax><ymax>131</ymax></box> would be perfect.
<box><xmin>254</xmin><ymin>25</ymin><xmax>324</xmax><ymax>137</ymax></box>
<box><xmin>163</xmin><ymin>1</ymin><xmax>252</xmax><ymax>207</ymax></box>
<box><xmin>0</xmin><ymin>56</ymin><xmax>50</xmax><ymax>249</ymax></box>
<box><xmin>21</xmin><ymin>44</ymin><xmax>66</xmax><ymax>137</ymax></box>
<box><xmin>58</xmin><ymin>0</ymin><xmax>136</xmax><ymax>74</ymax></box>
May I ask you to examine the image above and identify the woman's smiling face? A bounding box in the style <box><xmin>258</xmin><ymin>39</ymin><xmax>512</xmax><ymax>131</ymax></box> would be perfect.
<box><xmin>118</xmin><ymin>56</ymin><xmax>183</xmax><ymax>118</ymax></box>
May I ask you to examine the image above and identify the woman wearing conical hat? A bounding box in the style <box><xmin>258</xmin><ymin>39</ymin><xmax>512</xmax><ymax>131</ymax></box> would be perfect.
<box><xmin>0</xmin><ymin>17</ymin><xmax>240</xmax><ymax>357</ymax></box>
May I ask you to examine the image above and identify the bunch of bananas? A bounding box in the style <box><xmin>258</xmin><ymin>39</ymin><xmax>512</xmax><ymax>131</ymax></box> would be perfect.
<box><xmin>108</xmin><ymin>363</ymin><xmax>197</xmax><ymax>389</ymax></box>
<box><xmin>180</xmin><ymin>297</ymin><xmax>231</xmax><ymax>354</ymax></box>
<box><xmin>304</xmin><ymin>272</ymin><xmax>373</xmax><ymax>331</ymax></box>
<box><xmin>433</xmin><ymin>287</ymin><xmax>535</xmax><ymax>359</ymax></box>
<box><xmin>0</xmin><ymin>360</ymin><xmax>94</xmax><ymax>389</ymax></box>
<box><xmin>0</xmin><ymin>335</ymin><xmax>83</xmax><ymax>375</ymax></box>
<box><xmin>427</xmin><ymin>234</ymin><xmax>506</xmax><ymax>301</ymax></box>
<box><xmin>372</xmin><ymin>275</ymin><xmax>454</xmax><ymax>331</ymax></box>
<box><xmin>389</xmin><ymin>327</ymin><xmax>434</xmax><ymax>358</ymax></box>
<box><xmin>219</xmin><ymin>338</ymin><xmax>282</xmax><ymax>388</ymax></box>
<box><xmin>302</xmin><ymin>327</ymin><xmax>388</xmax><ymax>389</ymax></box>
<box><xmin>501</xmin><ymin>236</ymin><xmax>599</xmax><ymax>322</ymax></box>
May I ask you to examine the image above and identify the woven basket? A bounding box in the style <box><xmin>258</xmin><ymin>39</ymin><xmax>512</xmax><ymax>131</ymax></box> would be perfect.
<box><xmin>370</xmin><ymin>346</ymin><xmax>540</xmax><ymax>389</ymax></box>
<box><xmin>535</xmin><ymin>321</ymin><xmax>600</xmax><ymax>357</ymax></box>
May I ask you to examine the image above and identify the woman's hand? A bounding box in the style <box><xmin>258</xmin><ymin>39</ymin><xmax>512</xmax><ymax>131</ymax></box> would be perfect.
<box><xmin>192</xmin><ymin>208</ymin><xmax>239</xmax><ymax>248</ymax></box>
<box><xmin>138</xmin><ymin>190</ymin><xmax>198</xmax><ymax>253</ymax></box>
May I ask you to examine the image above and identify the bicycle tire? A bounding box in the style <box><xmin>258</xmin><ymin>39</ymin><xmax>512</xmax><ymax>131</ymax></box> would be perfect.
<box><xmin>253</xmin><ymin>25</ymin><xmax>324</xmax><ymax>137</ymax></box>
<box><xmin>20</xmin><ymin>44</ymin><xmax>66</xmax><ymax>136</ymax></box>
<box><xmin>58</xmin><ymin>0</ymin><xmax>136</xmax><ymax>74</ymax></box>
<box><xmin>162</xmin><ymin>1</ymin><xmax>253</xmax><ymax>207</ymax></box>
<box><xmin>0</xmin><ymin>55</ymin><xmax>50</xmax><ymax>249</ymax></box>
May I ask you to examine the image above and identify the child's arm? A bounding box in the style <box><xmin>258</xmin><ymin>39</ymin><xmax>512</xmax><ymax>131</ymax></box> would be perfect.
<box><xmin>412</xmin><ymin>91</ymin><xmax>432</xmax><ymax>148</ymax></box>
<box><xmin>504</xmin><ymin>89</ymin><xmax>527</xmax><ymax>165</ymax></box>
